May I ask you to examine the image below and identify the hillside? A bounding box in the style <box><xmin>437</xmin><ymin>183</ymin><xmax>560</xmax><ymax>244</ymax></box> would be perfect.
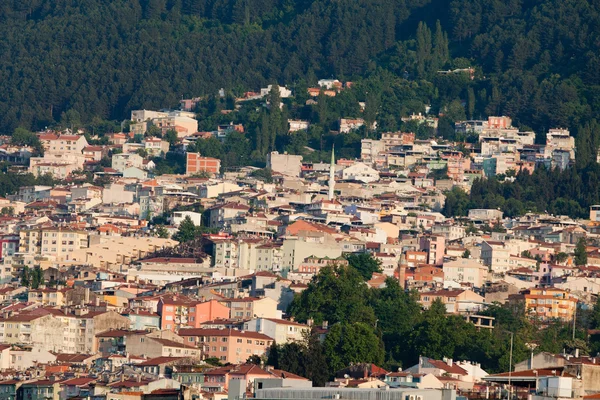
<box><xmin>0</xmin><ymin>0</ymin><xmax>599</xmax><ymax>136</ymax></box>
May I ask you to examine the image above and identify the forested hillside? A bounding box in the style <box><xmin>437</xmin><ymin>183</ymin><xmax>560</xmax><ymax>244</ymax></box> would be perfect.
<box><xmin>1</xmin><ymin>0</ymin><xmax>600</xmax><ymax>136</ymax></box>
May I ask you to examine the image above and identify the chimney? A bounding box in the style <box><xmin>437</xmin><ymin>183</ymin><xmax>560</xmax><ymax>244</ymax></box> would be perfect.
<box><xmin>575</xmin><ymin>348</ymin><xmax>580</xmax><ymax>358</ymax></box>
<box><xmin>322</xmin><ymin>321</ymin><xmax>328</xmax><ymax>330</ymax></box>
<box><xmin>446</xmin><ymin>358</ymin><xmax>453</xmax><ymax>367</ymax></box>
<box><xmin>307</xmin><ymin>319</ymin><xmax>313</xmax><ymax>327</ymax></box>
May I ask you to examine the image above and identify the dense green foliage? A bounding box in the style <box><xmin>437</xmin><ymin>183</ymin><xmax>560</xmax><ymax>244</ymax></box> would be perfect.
<box><xmin>0</xmin><ymin>163</ymin><xmax>56</xmax><ymax>197</ymax></box>
<box><xmin>443</xmin><ymin>162</ymin><xmax>600</xmax><ymax>219</ymax></box>
<box><xmin>286</xmin><ymin>264</ymin><xmax>597</xmax><ymax>377</ymax></box>
<box><xmin>2</xmin><ymin>0</ymin><xmax>600</xmax><ymax>140</ymax></box>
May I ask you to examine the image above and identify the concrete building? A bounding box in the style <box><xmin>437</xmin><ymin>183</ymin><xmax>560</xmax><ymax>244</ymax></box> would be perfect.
<box><xmin>267</xmin><ymin>152</ymin><xmax>303</xmax><ymax>177</ymax></box>
<box><xmin>443</xmin><ymin>259</ymin><xmax>488</xmax><ymax>288</ymax></box>
<box><xmin>178</xmin><ymin>328</ymin><xmax>273</xmax><ymax>364</ymax></box>
<box><xmin>112</xmin><ymin>153</ymin><xmax>143</xmax><ymax>173</ymax></box>
<box><xmin>419</xmin><ymin>235</ymin><xmax>446</xmax><ymax>266</ymax></box>
<box><xmin>126</xmin><ymin>334</ymin><xmax>201</xmax><ymax>359</ymax></box>
<box><xmin>524</xmin><ymin>288</ymin><xmax>577</xmax><ymax>321</ymax></box>
<box><xmin>186</xmin><ymin>153</ymin><xmax>221</xmax><ymax>176</ymax></box>
<box><xmin>19</xmin><ymin>227</ymin><xmax>88</xmax><ymax>261</ymax></box>
<box><xmin>172</xmin><ymin>211</ymin><xmax>203</xmax><ymax>227</ymax></box>
<box><xmin>243</xmin><ymin>318</ymin><xmax>309</xmax><ymax>344</ymax></box>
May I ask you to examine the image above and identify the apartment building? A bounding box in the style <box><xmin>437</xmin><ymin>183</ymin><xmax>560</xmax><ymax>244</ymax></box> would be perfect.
<box><xmin>186</xmin><ymin>153</ymin><xmax>221</xmax><ymax>176</ymax></box>
<box><xmin>524</xmin><ymin>288</ymin><xmax>577</xmax><ymax>321</ymax></box>
<box><xmin>243</xmin><ymin>318</ymin><xmax>309</xmax><ymax>343</ymax></box>
<box><xmin>19</xmin><ymin>228</ymin><xmax>88</xmax><ymax>261</ymax></box>
<box><xmin>442</xmin><ymin>259</ymin><xmax>488</xmax><ymax>288</ymax></box>
<box><xmin>178</xmin><ymin>328</ymin><xmax>273</xmax><ymax>364</ymax></box>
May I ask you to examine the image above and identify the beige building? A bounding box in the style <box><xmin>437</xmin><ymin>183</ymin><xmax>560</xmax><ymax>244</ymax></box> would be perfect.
<box><xmin>443</xmin><ymin>259</ymin><xmax>488</xmax><ymax>288</ymax></box>
<box><xmin>266</xmin><ymin>152</ymin><xmax>303</xmax><ymax>177</ymax></box>
<box><xmin>243</xmin><ymin>317</ymin><xmax>309</xmax><ymax>344</ymax></box>
<box><xmin>45</xmin><ymin>135</ymin><xmax>89</xmax><ymax>155</ymax></box>
<box><xmin>27</xmin><ymin>288</ymin><xmax>67</xmax><ymax>306</ymax></box>
<box><xmin>126</xmin><ymin>334</ymin><xmax>201</xmax><ymax>358</ymax></box>
<box><xmin>0</xmin><ymin>311</ymin><xmax>67</xmax><ymax>353</ymax></box>
<box><xmin>19</xmin><ymin>227</ymin><xmax>88</xmax><ymax>261</ymax></box>
<box><xmin>419</xmin><ymin>289</ymin><xmax>486</xmax><ymax>314</ymax></box>
<box><xmin>282</xmin><ymin>236</ymin><xmax>343</xmax><ymax>272</ymax></box>
<box><xmin>66</xmin><ymin>236</ymin><xmax>178</xmax><ymax>271</ymax></box>
<box><xmin>219</xmin><ymin>297</ymin><xmax>280</xmax><ymax>320</ymax></box>
<box><xmin>481</xmin><ymin>239</ymin><xmax>536</xmax><ymax>274</ymax></box>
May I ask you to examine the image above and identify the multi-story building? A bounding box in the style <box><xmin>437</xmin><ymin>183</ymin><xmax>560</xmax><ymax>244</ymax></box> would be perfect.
<box><xmin>523</xmin><ymin>288</ymin><xmax>577</xmax><ymax>321</ymax></box>
<box><xmin>442</xmin><ymin>259</ymin><xmax>488</xmax><ymax>288</ymax></box>
<box><xmin>44</xmin><ymin>135</ymin><xmax>89</xmax><ymax>155</ymax></box>
<box><xmin>19</xmin><ymin>227</ymin><xmax>88</xmax><ymax>261</ymax></box>
<box><xmin>243</xmin><ymin>318</ymin><xmax>309</xmax><ymax>343</ymax></box>
<box><xmin>157</xmin><ymin>295</ymin><xmax>230</xmax><ymax>331</ymax></box>
<box><xmin>419</xmin><ymin>235</ymin><xmax>446</xmax><ymax>266</ymax></box>
<box><xmin>186</xmin><ymin>153</ymin><xmax>221</xmax><ymax>176</ymax></box>
<box><xmin>218</xmin><ymin>297</ymin><xmax>280</xmax><ymax>320</ymax></box>
<box><xmin>178</xmin><ymin>328</ymin><xmax>273</xmax><ymax>364</ymax></box>
<box><xmin>27</xmin><ymin>288</ymin><xmax>67</xmax><ymax>306</ymax></box>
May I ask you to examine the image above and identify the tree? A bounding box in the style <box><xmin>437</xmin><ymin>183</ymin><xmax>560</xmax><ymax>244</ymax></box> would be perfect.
<box><xmin>136</xmin><ymin>148</ymin><xmax>149</xmax><ymax>158</ymax></box>
<box><xmin>0</xmin><ymin>207</ymin><xmax>14</xmax><ymax>216</ymax></box>
<box><xmin>288</xmin><ymin>265</ymin><xmax>376</xmax><ymax>326</ymax></box>
<box><xmin>267</xmin><ymin>330</ymin><xmax>329</xmax><ymax>386</ymax></box>
<box><xmin>172</xmin><ymin>216</ymin><xmax>198</xmax><ymax>243</ymax></box>
<box><xmin>164</xmin><ymin>129</ymin><xmax>178</xmax><ymax>147</ymax></box>
<box><xmin>345</xmin><ymin>253</ymin><xmax>382</xmax><ymax>280</ymax></box>
<box><xmin>30</xmin><ymin>267</ymin><xmax>44</xmax><ymax>289</ymax></box>
<box><xmin>462</xmin><ymin>249</ymin><xmax>471</xmax><ymax>259</ymax></box>
<box><xmin>555</xmin><ymin>252</ymin><xmax>569</xmax><ymax>264</ymax></box>
<box><xmin>574</xmin><ymin>237</ymin><xmax>588</xmax><ymax>266</ymax></box>
<box><xmin>11</xmin><ymin>127</ymin><xmax>43</xmax><ymax>155</ymax></box>
<box><xmin>246</xmin><ymin>355</ymin><xmax>262</xmax><ymax>365</ymax></box>
<box><xmin>155</xmin><ymin>225</ymin><xmax>170</xmax><ymax>238</ymax></box>
<box><xmin>323</xmin><ymin>322</ymin><xmax>385</xmax><ymax>373</ymax></box>
<box><xmin>250</xmin><ymin>168</ymin><xmax>274</xmax><ymax>183</ymax></box>
<box><xmin>20</xmin><ymin>266</ymin><xmax>30</xmax><ymax>287</ymax></box>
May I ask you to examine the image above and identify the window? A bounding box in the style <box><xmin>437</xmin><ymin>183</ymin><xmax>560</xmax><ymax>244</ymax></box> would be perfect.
<box><xmin>220</xmin><ymin>346</ymin><xmax>227</xmax><ymax>351</ymax></box>
<box><xmin>237</xmin><ymin>338</ymin><xmax>243</xmax><ymax>343</ymax></box>
<box><xmin>221</xmin><ymin>338</ymin><xmax>228</xmax><ymax>342</ymax></box>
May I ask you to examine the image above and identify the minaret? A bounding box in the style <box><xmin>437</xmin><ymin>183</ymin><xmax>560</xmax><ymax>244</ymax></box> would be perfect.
<box><xmin>328</xmin><ymin>145</ymin><xmax>335</xmax><ymax>201</ymax></box>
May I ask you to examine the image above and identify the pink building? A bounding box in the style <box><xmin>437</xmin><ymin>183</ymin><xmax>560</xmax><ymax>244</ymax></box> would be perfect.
<box><xmin>488</xmin><ymin>116</ymin><xmax>512</xmax><ymax>129</ymax></box>
<box><xmin>178</xmin><ymin>328</ymin><xmax>274</xmax><ymax>364</ymax></box>
<box><xmin>189</xmin><ymin>300</ymin><xmax>230</xmax><ymax>328</ymax></box>
<box><xmin>157</xmin><ymin>295</ymin><xmax>230</xmax><ymax>331</ymax></box>
<box><xmin>419</xmin><ymin>235</ymin><xmax>446</xmax><ymax>266</ymax></box>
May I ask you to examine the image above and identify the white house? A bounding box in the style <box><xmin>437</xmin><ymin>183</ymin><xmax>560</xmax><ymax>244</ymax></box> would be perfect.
<box><xmin>172</xmin><ymin>211</ymin><xmax>203</xmax><ymax>227</ymax></box>
<box><xmin>341</xmin><ymin>162</ymin><xmax>380</xmax><ymax>183</ymax></box>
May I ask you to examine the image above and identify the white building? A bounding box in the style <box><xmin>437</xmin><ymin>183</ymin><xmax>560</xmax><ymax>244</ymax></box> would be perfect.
<box><xmin>341</xmin><ymin>162</ymin><xmax>380</xmax><ymax>183</ymax></box>
<box><xmin>443</xmin><ymin>258</ymin><xmax>488</xmax><ymax>288</ymax></box>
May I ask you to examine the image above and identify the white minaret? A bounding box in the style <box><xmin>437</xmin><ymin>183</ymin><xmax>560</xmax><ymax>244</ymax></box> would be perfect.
<box><xmin>328</xmin><ymin>145</ymin><xmax>335</xmax><ymax>200</ymax></box>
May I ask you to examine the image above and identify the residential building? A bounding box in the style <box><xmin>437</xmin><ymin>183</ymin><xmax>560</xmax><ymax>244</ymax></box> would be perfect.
<box><xmin>178</xmin><ymin>328</ymin><xmax>274</xmax><ymax>364</ymax></box>
<box><xmin>523</xmin><ymin>288</ymin><xmax>577</xmax><ymax>321</ymax></box>
<box><xmin>186</xmin><ymin>153</ymin><xmax>221</xmax><ymax>176</ymax></box>
<box><xmin>443</xmin><ymin>259</ymin><xmax>488</xmax><ymax>288</ymax></box>
<box><xmin>267</xmin><ymin>152</ymin><xmax>303</xmax><ymax>177</ymax></box>
<box><xmin>243</xmin><ymin>318</ymin><xmax>309</xmax><ymax>343</ymax></box>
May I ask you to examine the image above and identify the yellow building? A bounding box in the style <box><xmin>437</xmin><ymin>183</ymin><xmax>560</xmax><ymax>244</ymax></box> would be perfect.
<box><xmin>524</xmin><ymin>288</ymin><xmax>577</xmax><ymax>321</ymax></box>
